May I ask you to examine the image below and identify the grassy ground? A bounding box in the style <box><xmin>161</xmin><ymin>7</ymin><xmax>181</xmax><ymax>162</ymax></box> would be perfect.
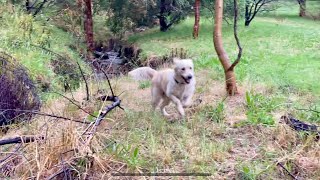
<box><xmin>0</xmin><ymin>5</ymin><xmax>88</xmax><ymax>99</ymax></box>
<box><xmin>1</xmin><ymin>2</ymin><xmax>320</xmax><ymax>180</ymax></box>
<box><xmin>129</xmin><ymin>3</ymin><xmax>320</xmax><ymax>98</ymax></box>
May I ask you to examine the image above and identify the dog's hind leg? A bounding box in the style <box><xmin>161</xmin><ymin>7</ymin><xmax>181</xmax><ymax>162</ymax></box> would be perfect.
<box><xmin>160</xmin><ymin>98</ymin><xmax>171</xmax><ymax>117</ymax></box>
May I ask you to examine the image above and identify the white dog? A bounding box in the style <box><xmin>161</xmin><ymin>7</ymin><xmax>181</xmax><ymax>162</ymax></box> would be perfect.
<box><xmin>128</xmin><ymin>58</ymin><xmax>196</xmax><ymax>118</ymax></box>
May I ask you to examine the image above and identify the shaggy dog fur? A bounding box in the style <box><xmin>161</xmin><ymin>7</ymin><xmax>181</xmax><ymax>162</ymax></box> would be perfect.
<box><xmin>128</xmin><ymin>58</ymin><xmax>196</xmax><ymax>117</ymax></box>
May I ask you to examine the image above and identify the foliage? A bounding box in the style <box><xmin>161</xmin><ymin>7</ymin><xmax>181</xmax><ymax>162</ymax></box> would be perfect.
<box><xmin>107</xmin><ymin>143</ymin><xmax>142</xmax><ymax>169</ymax></box>
<box><xmin>202</xmin><ymin>0</ymin><xmax>246</xmax><ymax>21</ymax></box>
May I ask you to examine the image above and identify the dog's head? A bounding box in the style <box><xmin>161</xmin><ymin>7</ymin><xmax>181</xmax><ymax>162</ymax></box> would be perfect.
<box><xmin>173</xmin><ymin>58</ymin><xmax>194</xmax><ymax>84</ymax></box>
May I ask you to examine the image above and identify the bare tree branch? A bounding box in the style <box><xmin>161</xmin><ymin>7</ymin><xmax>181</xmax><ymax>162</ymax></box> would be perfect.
<box><xmin>229</xmin><ymin>0</ymin><xmax>243</xmax><ymax>71</ymax></box>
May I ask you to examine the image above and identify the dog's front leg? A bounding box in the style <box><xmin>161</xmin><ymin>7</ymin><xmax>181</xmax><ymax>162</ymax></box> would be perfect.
<box><xmin>168</xmin><ymin>95</ymin><xmax>185</xmax><ymax>117</ymax></box>
<box><xmin>182</xmin><ymin>96</ymin><xmax>193</xmax><ymax>108</ymax></box>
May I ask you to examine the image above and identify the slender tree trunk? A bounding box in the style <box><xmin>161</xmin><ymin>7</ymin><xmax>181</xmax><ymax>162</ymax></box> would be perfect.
<box><xmin>159</xmin><ymin>0</ymin><xmax>168</xmax><ymax>32</ymax></box>
<box><xmin>298</xmin><ymin>0</ymin><xmax>306</xmax><ymax>17</ymax></box>
<box><xmin>84</xmin><ymin>0</ymin><xmax>94</xmax><ymax>59</ymax></box>
<box><xmin>213</xmin><ymin>0</ymin><xmax>238</xmax><ymax>95</ymax></box>
<box><xmin>193</xmin><ymin>0</ymin><xmax>200</xmax><ymax>39</ymax></box>
<box><xmin>26</xmin><ymin>0</ymin><xmax>30</xmax><ymax>11</ymax></box>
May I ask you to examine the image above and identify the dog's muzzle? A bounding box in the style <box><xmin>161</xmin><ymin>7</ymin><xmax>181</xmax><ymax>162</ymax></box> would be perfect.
<box><xmin>182</xmin><ymin>75</ymin><xmax>193</xmax><ymax>84</ymax></box>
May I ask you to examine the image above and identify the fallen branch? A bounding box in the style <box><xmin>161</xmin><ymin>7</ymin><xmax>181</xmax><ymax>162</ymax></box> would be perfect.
<box><xmin>0</xmin><ymin>136</ymin><xmax>44</xmax><ymax>146</ymax></box>
<box><xmin>280</xmin><ymin>115</ymin><xmax>319</xmax><ymax>140</ymax></box>
<box><xmin>95</xmin><ymin>96</ymin><xmax>121</xmax><ymax>126</ymax></box>
<box><xmin>82</xmin><ymin>96</ymin><xmax>121</xmax><ymax>144</ymax></box>
<box><xmin>280</xmin><ymin>115</ymin><xmax>319</xmax><ymax>132</ymax></box>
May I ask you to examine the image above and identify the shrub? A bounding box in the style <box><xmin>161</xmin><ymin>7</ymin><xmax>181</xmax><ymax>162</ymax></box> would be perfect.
<box><xmin>0</xmin><ymin>52</ymin><xmax>41</xmax><ymax>128</ymax></box>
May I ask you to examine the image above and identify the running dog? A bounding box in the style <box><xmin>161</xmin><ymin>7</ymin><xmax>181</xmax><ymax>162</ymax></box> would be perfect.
<box><xmin>128</xmin><ymin>58</ymin><xmax>196</xmax><ymax>118</ymax></box>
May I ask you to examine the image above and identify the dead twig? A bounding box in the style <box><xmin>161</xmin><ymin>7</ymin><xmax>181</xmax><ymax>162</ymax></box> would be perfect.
<box><xmin>76</xmin><ymin>61</ymin><xmax>90</xmax><ymax>101</ymax></box>
<box><xmin>99</xmin><ymin>68</ymin><xmax>115</xmax><ymax>97</ymax></box>
<box><xmin>0</xmin><ymin>143</ymin><xmax>22</xmax><ymax>163</ymax></box>
<box><xmin>50</xmin><ymin>91</ymin><xmax>96</xmax><ymax>118</ymax></box>
<box><xmin>0</xmin><ymin>109</ymin><xmax>90</xmax><ymax>124</ymax></box>
<box><xmin>277</xmin><ymin>162</ymin><xmax>298</xmax><ymax>180</ymax></box>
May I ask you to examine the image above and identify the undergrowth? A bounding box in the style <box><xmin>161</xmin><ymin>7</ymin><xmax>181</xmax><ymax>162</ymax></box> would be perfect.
<box><xmin>0</xmin><ymin>4</ymin><xmax>89</xmax><ymax>99</ymax></box>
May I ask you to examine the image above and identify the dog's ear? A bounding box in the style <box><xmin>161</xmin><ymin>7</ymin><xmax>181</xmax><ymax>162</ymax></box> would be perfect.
<box><xmin>173</xmin><ymin>57</ymin><xmax>180</xmax><ymax>64</ymax></box>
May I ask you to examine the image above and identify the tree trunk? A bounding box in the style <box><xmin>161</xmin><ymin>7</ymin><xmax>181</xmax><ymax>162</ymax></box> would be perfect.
<box><xmin>193</xmin><ymin>0</ymin><xmax>200</xmax><ymax>38</ymax></box>
<box><xmin>159</xmin><ymin>0</ymin><xmax>168</xmax><ymax>32</ymax></box>
<box><xmin>298</xmin><ymin>0</ymin><xmax>306</xmax><ymax>17</ymax></box>
<box><xmin>213</xmin><ymin>0</ymin><xmax>238</xmax><ymax>95</ymax></box>
<box><xmin>84</xmin><ymin>0</ymin><xmax>94</xmax><ymax>59</ymax></box>
<box><xmin>245</xmin><ymin>2</ymin><xmax>250</xmax><ymax>26</ymax></box>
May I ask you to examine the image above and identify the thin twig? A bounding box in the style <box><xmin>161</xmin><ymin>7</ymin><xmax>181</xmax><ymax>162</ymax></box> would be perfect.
<box><xmin>83</xmin><ymin>96</ymin><xmax>121</xmax><ymax>144</ymax></box>
<box><xmin>277</xmin><ymin>162</ymin><xmax>298</xmax><ymax>180</ymax></box>
<box><xmin>99</xmin><ymin>68</ymin><xmax>115</xmax><ymax>97</ymax></box>
<box><xmin>295</xmin><ymin>108</ymin><xmax>320</xmax><ymax>114</ymax></box>
<box><xmin>0</xmin><ymin>144</ymin><xmax>22</xmax><ymax>163</ymax></box>
<box><xmin>46</xmin><ymin>169</ymin><xmax>67</xmax><ymax>180</ymax></box>
<box><xmin>76</xmin><ymin>61</ymin><xmax>90</xmax><ymax>101</ymax></box>
<box><xmin>0</xmin><ymin>109</ymin><xmax>90</xmax><ymax>124</ymax></box>
<box><xmin>50</xmin><ymin>91</ymin><xmax>96</xmax><ymax>118</ymax></box>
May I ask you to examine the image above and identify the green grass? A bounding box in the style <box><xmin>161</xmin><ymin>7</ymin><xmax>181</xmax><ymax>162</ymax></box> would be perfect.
<box><xmin>129</xmin><ymin>3</ymin><xmax>320</xmax><ymax>99</ymax></box>
<box><xmin>105</xmin><ymin>109</ymin><xmax>232</xmax><ymax>174</ymax></box>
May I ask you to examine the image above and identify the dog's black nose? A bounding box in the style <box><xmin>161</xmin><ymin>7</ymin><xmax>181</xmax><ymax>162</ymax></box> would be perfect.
<box><xmin>187</xmin><ymin>75</ymin><xmax>192</xmax><ymax>80</ymax></box>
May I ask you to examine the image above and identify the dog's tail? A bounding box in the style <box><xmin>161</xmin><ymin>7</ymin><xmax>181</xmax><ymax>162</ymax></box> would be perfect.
<box><xmin>128</xmin><ymin>67</ymin><xmax>157</xmax><ymax>81</ymax></box>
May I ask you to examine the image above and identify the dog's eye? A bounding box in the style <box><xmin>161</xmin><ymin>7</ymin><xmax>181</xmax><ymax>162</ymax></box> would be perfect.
<box><xmin>190</xmin><ymin>67</ymin><xmax>192</xmax><ymax>70</ymax></box>
<box><xmin>181</xmin><ymin>68</ymin><xmax>185</xmax><ymax>71</ymax></box>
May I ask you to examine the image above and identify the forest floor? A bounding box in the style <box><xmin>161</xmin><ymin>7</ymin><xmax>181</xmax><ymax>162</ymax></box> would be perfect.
<box><xmin>1</xmin><ymin>2</ymin><xmax>320</xmax><ymax>180</ymax></box>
